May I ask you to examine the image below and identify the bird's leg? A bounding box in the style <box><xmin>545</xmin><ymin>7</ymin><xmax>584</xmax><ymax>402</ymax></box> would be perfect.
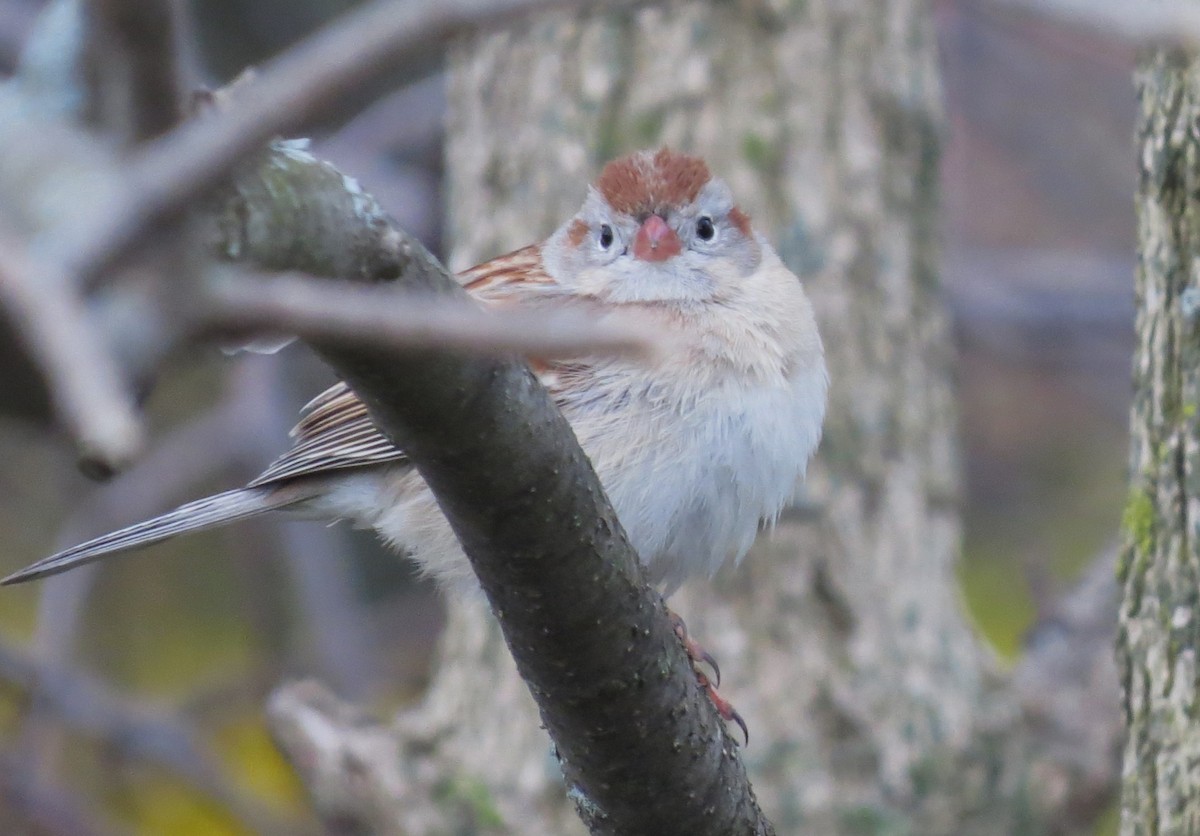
<box><xmin>668</xmin><ymin>609</ymin><xmax>748</xmax><ymax>745</ymax></box>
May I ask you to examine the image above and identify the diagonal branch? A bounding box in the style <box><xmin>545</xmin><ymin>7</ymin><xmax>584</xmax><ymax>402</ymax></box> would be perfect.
<box><xmin>210</xmin><ymin>141</ymin><xmax>773</xmax><ymax>834</ymax></box>
<box><xmin>0</xmin><ymin>220</ymin><xmax>141</xmax><ymax>468</ymax></box>
<box><xmin>313</xmin><ymin>244</ymin><xmax>772</xmax><ymax>836</ymax></box>
<box><xmin>56</xmin><ymin>0</ymin><xmax>602</xmax><ymax>286</ymax></box>
<box><xmin>0</xmin><ymin>640</ymin><xmax>304</xmax><ymax>834</ymax></box>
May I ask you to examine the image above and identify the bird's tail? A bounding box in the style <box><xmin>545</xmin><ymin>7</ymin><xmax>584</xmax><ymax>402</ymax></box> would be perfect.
<box><xmin>2</xmin><ymin>484</ymin><xmax>318</xmax><ymax>585</ymax></box>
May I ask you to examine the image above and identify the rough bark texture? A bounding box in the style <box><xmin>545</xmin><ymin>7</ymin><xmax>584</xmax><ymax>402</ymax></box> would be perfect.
<box><xmin>1119</xmin><ymin>50</ymin><xmax>1200</xmax><ymax>835</ymax></box>
<box><xmin>420</xmin><ymin>1</ymin><xmax>1021</xmax><ymax>832</ymax></box>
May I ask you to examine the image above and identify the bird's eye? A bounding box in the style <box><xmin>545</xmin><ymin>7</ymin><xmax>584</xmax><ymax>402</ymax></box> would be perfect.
<box><xmin>696</xmin><ymin>216</ymin><xmax>716</xmax><ymax>241</ymax></box>
<box><xmin>598</xmin><ymin>224</ymin><xmax>614</xmax><ymax>250</ymax></box>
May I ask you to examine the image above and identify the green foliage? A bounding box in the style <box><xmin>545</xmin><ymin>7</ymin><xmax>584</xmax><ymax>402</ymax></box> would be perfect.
<box><xmin>213</xmin><ymin>717</ymin><xmax>307</xmax><ymax>811</ymax></box>
<box><xmin>958</xmin><ymin>554</ymin><xmax>1035</xmax><ymax>661</ymax></box>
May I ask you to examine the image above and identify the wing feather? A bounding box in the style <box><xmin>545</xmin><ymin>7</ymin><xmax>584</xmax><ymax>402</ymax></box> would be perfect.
<box><xmin>250</xmin><ymin>245</ymin><xmax>565</xmax><ymax>487</ymax></box>
<box><xmin>459</xmin><ymin>244</ymin><xmax>555</xmax><ymax>301</ymax></box>
<box><xmin>249</xmin><ymin>382</ymin><xmax>407</xmax><ymax>486</ymax></box>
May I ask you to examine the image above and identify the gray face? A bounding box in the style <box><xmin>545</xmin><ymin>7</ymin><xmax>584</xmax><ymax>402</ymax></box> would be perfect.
<box><xmin>544</xmin><ymin>178</ymin><xmax>763</xmax><ymax>304</ymax></box>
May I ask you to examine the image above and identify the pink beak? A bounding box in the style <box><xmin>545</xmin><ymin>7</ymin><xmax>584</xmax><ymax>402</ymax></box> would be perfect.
<box><xmin>632</xmin><ymin>214</ymin><xmax>682</xmax><ymax>262</ymax></box>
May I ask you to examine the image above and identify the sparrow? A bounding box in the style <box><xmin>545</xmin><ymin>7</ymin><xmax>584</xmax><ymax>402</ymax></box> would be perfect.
<box><xmin>4</xmin><ymin>148</ymin><xmax>828</xmax><ymax>735</ymax></box>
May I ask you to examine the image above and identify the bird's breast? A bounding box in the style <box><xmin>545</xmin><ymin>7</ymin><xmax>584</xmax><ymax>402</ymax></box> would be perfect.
<box><xmin>565</xmin><ymin>354</ymin><xmax>826</xmax><ymax>590</ymax></box>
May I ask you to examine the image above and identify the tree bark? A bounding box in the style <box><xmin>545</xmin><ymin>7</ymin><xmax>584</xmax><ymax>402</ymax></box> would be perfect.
<box><xmin>417</xmin><ymin>0</ymin><xmax>1069</xmax><ymax>832</ymax></box>
<box><xmin>205</xmin><ymin>142</ymin><xmax>772</xmax><ymax>834</ymax></box>
<box><xmin>245</xmin><ymin>3</ymin><xmax>1120</xmax><ymax>833</ymax></box>
<box><xmin>0</xmin><ymin>0</ymin><xmax>1124</xmax><ymax>830</ymax></box>
<box><xmin>1119</xmin><ymin>49</ymin><xmax>1200</xmax><ymax>835</ymax></box>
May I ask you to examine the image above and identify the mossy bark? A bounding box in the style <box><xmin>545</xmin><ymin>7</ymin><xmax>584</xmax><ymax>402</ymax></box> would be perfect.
<box><xmin>1119</xmin><ymin>50</ymin><xmax>1200</xmax><ymax>835</ymax></box>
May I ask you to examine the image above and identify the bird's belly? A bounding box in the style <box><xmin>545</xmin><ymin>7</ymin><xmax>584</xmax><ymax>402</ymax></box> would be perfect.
<box><xmin>579</xmin><ymin>372</ymin><xmax>823</xmax><ymax>591</ymax></box>
<box><xmin>321</xmin><ymin>362</ymin><xmax>825</xmax><ymax>598</ymax></box>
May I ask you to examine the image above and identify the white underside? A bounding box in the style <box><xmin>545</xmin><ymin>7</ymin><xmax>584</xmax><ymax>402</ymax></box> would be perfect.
<box><xmin>311</xmin><ymin>352</ymin><xmax>827</xmax><ymax>597</ymax></box>
<box><xmin>566</xmin><ymin>359</ymin><xmax>827</xmax><ymax>591</ymax></box>
<box><xmin>311</xmin><ymin>244</ymin><xmax>827</xmax><ymax>596</ymax></box>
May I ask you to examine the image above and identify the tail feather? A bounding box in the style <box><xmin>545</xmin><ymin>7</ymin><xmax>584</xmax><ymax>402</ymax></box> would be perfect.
<box><xmin>2</xmin><ymin>486</ymin><xmax>312</xmax><ymax>585</ymax></box>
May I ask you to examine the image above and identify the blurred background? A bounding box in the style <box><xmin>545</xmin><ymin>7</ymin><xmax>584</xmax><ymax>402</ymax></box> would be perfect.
<box><xmin>0</xmin><ymin>0</ymin><xmax>1134</xmax><ymax>831</ymax></box>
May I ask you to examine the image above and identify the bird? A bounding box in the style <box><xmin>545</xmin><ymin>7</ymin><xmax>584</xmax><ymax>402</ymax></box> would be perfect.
<box><xmin>4</xmin><ymin>148</ymin><xmax>828</xmax><ymax>736</ymax></box>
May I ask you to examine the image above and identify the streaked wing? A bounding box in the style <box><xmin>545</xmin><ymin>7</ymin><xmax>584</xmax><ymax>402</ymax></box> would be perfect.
<box><xmin>459</xmin><ymin>244</ymin><xmax>556</xmax><ymax>302</ymax></box>
<box><xmin>250</xmin><ymin>244</ymin><xmax>566</xmax><ymax>488</ymax></box>
<box><xmin>249</xmin><ymin>382</ymin><xmax>406</xmax><ymax>486</ymax></box>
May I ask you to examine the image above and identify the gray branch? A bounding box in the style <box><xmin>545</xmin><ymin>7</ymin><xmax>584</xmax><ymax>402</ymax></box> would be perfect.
<box><xmin>210</xmin><ymin>143</ymin><xmax>773</xmax><ymax>835</ymax></box>
<box><xmin>59</xmin><ymin>0</ymin><xmax>604</xmax><ymax>287</ymax></box>
<box><xmin>196</xmin><ymin>265</ymin><xmax>660</xmax><ymax>360</ymax></box>
<box><xmin>0</xmin><ymin>639</ymin><xmax>303</xmax><ymax>835</ymax></box>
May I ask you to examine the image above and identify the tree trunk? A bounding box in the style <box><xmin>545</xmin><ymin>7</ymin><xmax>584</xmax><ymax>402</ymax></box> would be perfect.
<box><xmin>429</xmin><ymin>0</ymin><xmax>996</xmax><ymax>831</ymax></box>
<box><xmin>265</xmin><ymin>2</ymin><xmax>1122</xmax><ymax>833</ymax></box>
<box><xmin>1119</xmin><ymin>49</ymin><xmax>1200</xmax><ymax>834</ymax></box>
<box><xmin>0</xmin><ymin>0</ymin><xmax>1126</xmax><ymax>831</ymax></box>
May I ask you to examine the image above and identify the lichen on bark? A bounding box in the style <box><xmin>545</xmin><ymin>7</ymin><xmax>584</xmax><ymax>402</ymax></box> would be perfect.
<box><xmin>1120</xmin><ymin>49</ymin><xmax>1200</xmax><ymax>835</ymax></box>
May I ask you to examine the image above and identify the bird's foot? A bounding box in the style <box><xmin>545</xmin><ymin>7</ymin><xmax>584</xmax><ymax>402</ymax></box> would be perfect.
<box><xmin>695</xmin><ymin>670</ymin><xmax>748</xmax><ymax>746</ymax></box>
<box><xmin>669</xmin><ymin>610</ymin><xmax>748</xmax><ymax>745</ymax></box>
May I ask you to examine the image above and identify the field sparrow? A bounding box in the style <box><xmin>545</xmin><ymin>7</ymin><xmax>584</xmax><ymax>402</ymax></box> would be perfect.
<box><xmin>4</xmin><ymin>149</ymin><xmax>827</xmax><ymax>702</ymax></box>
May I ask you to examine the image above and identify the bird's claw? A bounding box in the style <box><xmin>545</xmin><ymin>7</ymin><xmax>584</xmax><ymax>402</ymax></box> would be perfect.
<box><xmin>695</xmin><ymin>670</ymin><xmax>749</xmax><ymax>745</ymax></box>
<box><xmin>670</xmin><ymin>610</ymin><xmax>721</xmax><ymax>687</ymax></box>
<box><xmin>697</xmin><ymin>647</ymin><xmax>721</xmax><ymax>690</ymax></box>
<box><xmin>669</xmin><ymin>609</ymin><xmax>747</xmax><ymax>745</ymax></box>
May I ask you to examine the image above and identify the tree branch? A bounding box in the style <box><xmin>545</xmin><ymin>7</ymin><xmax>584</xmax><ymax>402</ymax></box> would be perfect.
<box><xmin>82</xmin><ymin>0</ymin><xmax>184</xmax><ymax>141</ymax></box>
<box><xmin>198</xmin><ymin>266</ymin><xmax>660</xmax><ymax>361</ymax></box>
<box><xmin>0</xmin><ymin>220</ymin><xmax>141</xmax><ymax>468</ymax></box>
<box><xmin>57</xmin><ymin>0</ymin><xmax>602</xmax><ymax>286</ymax></box>
<box><xmin>0</xmin><ymin>640</ymin><xmax>303</xmax><ymax>834</ymax></box>
<box><xmin>207</xmin><ymin>141</ymin><xmax>773</xmax><ymax>834</ymax></box>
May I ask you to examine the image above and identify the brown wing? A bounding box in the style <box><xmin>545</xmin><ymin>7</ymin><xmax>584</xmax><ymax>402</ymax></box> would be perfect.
<box><xmin>248</xmin><ymin>382</ymin><xmax>406</xmax><ymax>486</ymax></box>
<box><xmin>459</xmin><ymin>244</ymin><xmax>555</xmax><ymax>302</ymax></box>
<box><xmin>249</xmin><ymin>245</ymin><xmax>564</xmax><ymax>488</ymax></box>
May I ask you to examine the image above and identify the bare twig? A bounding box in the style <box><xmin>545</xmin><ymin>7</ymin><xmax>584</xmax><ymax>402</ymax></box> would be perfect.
<box><xmin>0</xmin><ymin>640</ymin><xmax>306</xmax><ymax>834</ymax></box>
<box><xmin>994</xmin><ymin>0</ymin><xmax>1200</xmax><ymax>46</ymax></box>
<box><xmin>83</xmin><ymin>0</ymin><xmax>184</xmax><ymax>140</ymax></box>
<box><xmin>0</xmin><ymin>750</ymin><xmax>114</xmax><ymax>836</ymax></box>
<box><xmin>58</xmin><ymin>0</ymin><xmax>600</xmax><ymax>285</ymax></box>
<box><xmin>199</xmin><ymin>267</ymin><xmax>662</xmax><ymax>360</ymax></box>
<box><xmin>0</xmin><ymin>221</ymin><xmax>141</xmax><ymax>469</ymax></box>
